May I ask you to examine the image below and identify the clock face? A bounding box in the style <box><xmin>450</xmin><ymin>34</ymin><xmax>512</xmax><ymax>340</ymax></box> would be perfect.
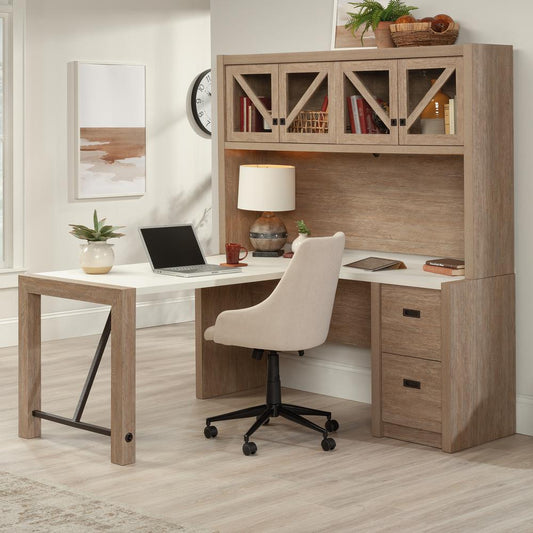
<box><xmin>191</xmin><ymin>69</ymin><xmax>212</xmax><ymax>136</ymax></box>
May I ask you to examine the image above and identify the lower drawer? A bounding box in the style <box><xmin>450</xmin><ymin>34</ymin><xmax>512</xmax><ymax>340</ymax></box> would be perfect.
<box><xmin>382</xmin><ymin>352</ymin><xmax>442</xmax><ymax>433</ymax></box>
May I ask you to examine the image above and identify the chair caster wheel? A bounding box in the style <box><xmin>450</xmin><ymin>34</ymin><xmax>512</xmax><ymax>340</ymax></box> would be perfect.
<box><xmin>325</xmin><ymin>419</ymin><xmax>339</xmax><ymax>432</ymax></box>
<box><xmin>204</xmin><ymin>425</ymin><xmax>218</xmax><ymax>439</ymax></box>
<box><xmin>257</xmin><ymin>416</ymin><xmax>270</xmax><ymax>425</ymax></box>
<box><xmin>242</xmin><ymin>442</ymin><xmax>257</xmax><ymax>456</ymax></box>
<box><xmin>321</xmin><ymin>437</ymin><xmax>336</xmax><ymax>451</ymax></box>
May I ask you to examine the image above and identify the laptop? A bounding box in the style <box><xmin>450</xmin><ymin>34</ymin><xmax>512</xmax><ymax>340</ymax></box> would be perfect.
<box><xmin>139</xmin><ymin>224</ymin><xmax>241</xmax><ymax>277</ymax></box>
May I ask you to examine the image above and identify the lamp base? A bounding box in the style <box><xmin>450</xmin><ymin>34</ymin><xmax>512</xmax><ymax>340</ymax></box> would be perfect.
<box><xmin>252</xmin><ymin>250</ymin><xmax>284</xmax><ymax>257</ymax></box>
<box><xmin>249</xmin><ymin>211</ymin><xmax>288</xmax><ymax>254</ymax></box>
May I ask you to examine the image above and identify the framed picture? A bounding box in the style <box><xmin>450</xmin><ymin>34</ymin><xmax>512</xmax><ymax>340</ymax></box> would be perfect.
<box><xmin>331</xmin><ymin>0</ymin><xmax>376</xmax><ymax>49</ymax></box>
<box><xmin>72</xmin><ymin>62</ymin><xmax>146</xmax><ymax>199</ymax></box>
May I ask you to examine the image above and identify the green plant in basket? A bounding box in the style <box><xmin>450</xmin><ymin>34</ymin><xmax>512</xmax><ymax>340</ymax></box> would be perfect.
<box><xmin>345</xmin><ymin>0</ymin><xmax>418</xmax><ymax>43</ymax></box>
<box><xmin>296</xmin><ymin>220</ymin><xmax>311</xmax><ymax>235</ymax></box>
<box><xmin>69</xmin><ymin>210</ymin><xmax>125</xmax><ymax>242</ymax></box>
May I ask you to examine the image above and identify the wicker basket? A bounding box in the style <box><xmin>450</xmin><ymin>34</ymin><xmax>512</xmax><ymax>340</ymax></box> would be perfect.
<box><xmin>289</xmin><ymin>110</ymin><xmax>328</xmax><ymax>134</ymax></box>
<box><xmin>390</xmin><ymin>22</ymin><xmax>459</xmax><ymax>47</ymax></box>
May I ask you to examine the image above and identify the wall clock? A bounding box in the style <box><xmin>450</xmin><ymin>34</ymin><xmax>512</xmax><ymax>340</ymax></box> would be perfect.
<box><xmin>190</xmin><ymin>69</ymin><xmax>212</xmax><ymax>136</ymax></box>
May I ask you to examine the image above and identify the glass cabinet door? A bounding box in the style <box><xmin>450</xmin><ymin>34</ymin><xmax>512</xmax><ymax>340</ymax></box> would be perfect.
<box><xmin>225</xmin><ymin>65</ymin><xmax>279</xmax><ymax>142</ymax></box>
<box><xmin>337</xmin><ymin>60</ymin><xmax>398</xmax><ymax>145</ymax></box>
<box><xmin>398</xmin><ymin>58</ymin><xmax>463</xmax><ymax>145</ymax></box>
<box><xmin>279</xmin><ymin>63</ymin><xmax>335</xmax><ymax>144</ymax></box>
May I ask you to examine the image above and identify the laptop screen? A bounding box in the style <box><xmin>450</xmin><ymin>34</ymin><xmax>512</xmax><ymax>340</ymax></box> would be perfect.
<box><xmin>140</xmin><ymin>225</ymin><xmax>206</xmax><ymax>269</ymax></box>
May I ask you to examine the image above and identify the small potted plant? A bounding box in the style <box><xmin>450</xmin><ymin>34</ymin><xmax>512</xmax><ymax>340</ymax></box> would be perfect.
<box><xmin>292</xmin><ymin>220</ymin><xmax>311</xmax><ymax>253</ymax></box>
<box><xmin>69</xmin><ymin>210</ymin><xmax>125</xmax><ymax>274</ymax></box>
<box><xmin>345</xmin><ymin>0</ymin><xmax>418</xmax><ymax>48</ymax></box>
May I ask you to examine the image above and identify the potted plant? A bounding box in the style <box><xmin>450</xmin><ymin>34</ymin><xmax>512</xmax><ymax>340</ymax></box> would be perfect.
<box><xmin>69</xmin><ymin>210</ymin><xmax>125</xmax><ymax>274</ymax></box>
<box><xmin>345</xmin><ymin>0</ymin><xmax>418</xmax><ymax>48</ymax></box>
<box><xmin>292</xmin><ymin>220</ymin><xmax>311</xmax><ymax>253</ymax></box>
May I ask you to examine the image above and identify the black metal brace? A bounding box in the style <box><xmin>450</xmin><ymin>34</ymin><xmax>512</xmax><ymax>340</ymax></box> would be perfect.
<box><xmin>32</xmin><ymin>311</ymin><xmax>112</xmax><ymax>437</ymax></box>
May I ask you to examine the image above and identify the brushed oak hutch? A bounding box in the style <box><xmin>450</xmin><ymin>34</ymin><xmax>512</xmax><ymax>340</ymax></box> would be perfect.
<box><xmin>209</xmin><ymin>44</ymin><xmax>515</xmax><ymax>452</ymax></box>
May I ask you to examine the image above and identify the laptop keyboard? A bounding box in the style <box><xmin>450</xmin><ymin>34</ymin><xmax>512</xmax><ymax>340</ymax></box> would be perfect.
<box><xmin>166</xmin><ymin>264</ymin><xmax>226</xmax><ymax>272</ymax></box>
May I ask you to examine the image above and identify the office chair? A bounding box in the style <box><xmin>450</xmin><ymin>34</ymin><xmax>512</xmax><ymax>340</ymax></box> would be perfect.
<box><xmin>203</xmin><ymin>232</ymin><xmax>345</xmax><ymax>455</ymax></box>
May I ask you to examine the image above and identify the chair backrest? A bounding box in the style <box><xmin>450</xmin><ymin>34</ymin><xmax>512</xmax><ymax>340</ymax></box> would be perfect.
<box><xmin>210</xmin><ymin>232</ymin><xmax>345</xmax><ymax>352</ymax></box>
<box><xmin>260</xmin><ymin>231</ymin><xmax>345</xmax><ymax>350</ymax></box>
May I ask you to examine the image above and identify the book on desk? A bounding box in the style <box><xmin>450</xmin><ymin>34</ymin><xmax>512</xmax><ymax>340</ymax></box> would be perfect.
<box><xmin>344</xmin><ymin>257</ymin><xmax>406</xmax><ymax>271</ymax></box>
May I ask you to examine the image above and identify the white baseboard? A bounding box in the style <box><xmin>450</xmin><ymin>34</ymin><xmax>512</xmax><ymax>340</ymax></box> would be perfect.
<box><xmin>280</xmin><ymin>351</ymin><xmax>371</xmax><ymax>404</ymax></box>
<box><xmin>0</xmin><ymin>295</ymin><xmax>195</xmax><ymax>348</ymax></box>
<box><xmin>516</xmin><ymin>394</ymin><xmax>533</xmax><ymax>436</ymax></box>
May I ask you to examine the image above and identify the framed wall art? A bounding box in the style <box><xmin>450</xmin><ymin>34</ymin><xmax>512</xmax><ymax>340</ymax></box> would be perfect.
<box><xmin>72</xmin><ymin>62</ymin><xmax>146</xmax><ymax>199</ymax></box>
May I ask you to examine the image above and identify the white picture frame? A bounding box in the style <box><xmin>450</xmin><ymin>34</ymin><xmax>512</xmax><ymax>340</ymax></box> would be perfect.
<box><xmin>71</xmin><ymin>61</ymin><xmax>146</xmax><ymax>199</ymax></box>
<box><xmin>331</xmin><ymin>0</ymin><xmax>376</xmax><ymax>50</ymax></box>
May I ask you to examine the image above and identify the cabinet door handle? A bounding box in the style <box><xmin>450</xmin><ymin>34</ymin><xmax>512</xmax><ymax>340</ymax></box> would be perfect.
<box><xmin>391</xmin><ymin>118</ymin><xmax>397</xmax><ymax>127</ymax></box>
<box><xmin>272</xmin><ymin>118</ymin><xmax>278</xmax><ymax>126</ymax></box>
<box><xmin>403</xmin><ymin>378</ymin><xmax>421</xmax><ymax>389</ymax></box>
<box><xmin>280</xmin><ymin>118</ymin><xmax>286</xmax><ymax>126</ymax></box>
<box><xmin>400</xmin><ymin>118</ymin><xmax>406</xmax><ymax>126</ymax></box>
<box><xmin>403</xmin><ymin>308</ymin><xmax>421</xmax><ymax>318</ymax></box>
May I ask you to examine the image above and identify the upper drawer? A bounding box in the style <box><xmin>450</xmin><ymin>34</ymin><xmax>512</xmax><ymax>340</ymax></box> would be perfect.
<box><xmin>381</xmin><ymin>285</ymin><xmax>441</xmax><ymax>361</ymax></box>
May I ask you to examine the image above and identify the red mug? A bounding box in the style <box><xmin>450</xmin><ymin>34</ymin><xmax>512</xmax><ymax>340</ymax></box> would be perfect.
<box><xmin>225</xmin><ymin>243</ymin><xmax>248</xmax><ymax>265</ymax></box>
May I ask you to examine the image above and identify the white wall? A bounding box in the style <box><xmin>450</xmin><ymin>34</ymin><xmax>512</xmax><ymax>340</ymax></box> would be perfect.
<box><xmin>0</xmin><ymin>0</ymin><xmax>211</xmax><ymax>343</ymax></box>
<box><xmin>210</xmin><ymin>0</ymin><xmax>533</xmax><ymax>435</ymax></box>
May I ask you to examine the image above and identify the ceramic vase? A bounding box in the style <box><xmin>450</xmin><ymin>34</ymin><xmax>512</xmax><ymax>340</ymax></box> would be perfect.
<box><xmin>80</xmin><ymin>241</ymin><xmax>115</xmax><ymax>274</ymax></box>
<box><xmin>421</xmin><ymin>79</ymin><xmax>449</xmax><ymax>134</ymax></box>
<box><xmin>291</xmin><ymin>233</ymin><xmax>308</xmax><ymax>253</ymax></box>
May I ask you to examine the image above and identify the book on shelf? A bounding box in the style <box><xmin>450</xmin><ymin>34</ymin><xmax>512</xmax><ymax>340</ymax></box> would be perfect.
<box><xmin>449</xmin><ymin>98</ymin><xmax>456</xmax><ymax>135</ymax></box>
<box><xmin>344</xmin><ymin>257</ymin><xmax>406</xmax><ymax>271</ymax></box>
<box><xmin>444</xmin><ymin>103</ymin><xmax>450</xmax><ymax>135</ymax></box>
<box><xmin>239</xmin><ymin>96</ymin><xmax>271</xmax><ymax>132</ymax></box>
<box><xmin>423</xmin><ymin>264</ymin><xmax>465</xmax><ymax>276</ymax></box>
<box><xmin>425</xmin><ymin>257</ymin><xmax>464</xmax><ymax>269</ymax></box>
<box><xmin>347</xmin><ymin>96</ymin><xmax>356</xmax><ymax>134</ymax></box>
<box><xmin>321</xmin><ymin>95</ymin><xmax>329</xmax><ymax>112</ymax></box>
<box><xmin>355</xmin><ymin>96</ymin><xmax>367</xmax><ymax>134</ymax></box>
<box><xmin>349</xmin><ymin>95</ymin><xmax>361</xmax><ymax>134</ymax></box>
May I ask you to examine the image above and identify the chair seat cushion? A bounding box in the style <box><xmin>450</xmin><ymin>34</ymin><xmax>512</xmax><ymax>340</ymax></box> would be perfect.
<box><xmin>204</xmin><ymin>326</ymin><xmax>215</xmax><ymax>341</ymax></box>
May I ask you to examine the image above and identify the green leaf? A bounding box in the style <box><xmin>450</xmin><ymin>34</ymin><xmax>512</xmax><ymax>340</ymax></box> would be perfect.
<box><xmin>93</xmin><ymin>210</ymin><xmax>98</xmax><ymax>231</ymax></box>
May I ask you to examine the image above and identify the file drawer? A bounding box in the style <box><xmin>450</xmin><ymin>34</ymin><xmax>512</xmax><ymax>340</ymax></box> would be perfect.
<box><xmin>382</xmin><ymin>352</ymin><xmax>441</xmax><ymax>433</ymax></box>
<box><xmin>381</xmin><ymin>285</ymin><xmax>441</xmax><ymax>361</ymax></box>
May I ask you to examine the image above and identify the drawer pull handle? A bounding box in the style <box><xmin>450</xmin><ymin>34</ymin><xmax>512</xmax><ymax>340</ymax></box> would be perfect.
<box><xmin>403</xmin><ymin>308</ymin><xmax>421</xmax><ymax>318</ymax></box>
<box><xmin>403</xmin><ymin>378</ymin><xmax>421</xmax><ymax>389</ymax></box>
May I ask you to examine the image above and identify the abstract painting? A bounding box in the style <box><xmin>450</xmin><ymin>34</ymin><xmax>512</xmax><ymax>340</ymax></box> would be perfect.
<box><xmin>74</xmin><ymin>62</ymin><xmax>146</xmax><ymax>198</ymax></box>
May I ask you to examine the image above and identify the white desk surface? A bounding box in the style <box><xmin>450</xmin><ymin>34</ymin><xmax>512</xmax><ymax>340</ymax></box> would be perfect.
<box><xmin>36</xmin><ymin>250</ymin><xmax>463</xmax><ymax>295</ymax></box>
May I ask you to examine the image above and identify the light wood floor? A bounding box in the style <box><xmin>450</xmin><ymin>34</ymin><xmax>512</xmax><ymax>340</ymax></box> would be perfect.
<box><xmin>2</xmin><ymin>322</ymin><xmax>533</xmax><ymax>532</ymax></box>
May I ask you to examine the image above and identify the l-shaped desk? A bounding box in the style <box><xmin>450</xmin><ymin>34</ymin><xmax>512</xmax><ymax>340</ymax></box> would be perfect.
<box><xmin>18</xmin><ymin>249</ymin><xmax>514</xmax><ymax>465</ymax></box>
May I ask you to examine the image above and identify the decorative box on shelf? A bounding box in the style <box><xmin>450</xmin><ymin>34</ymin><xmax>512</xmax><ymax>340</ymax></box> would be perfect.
<box><xmin>288</xmin><ymin>110</ymin><xmax>328</xmax><ymax>134</ymax></box>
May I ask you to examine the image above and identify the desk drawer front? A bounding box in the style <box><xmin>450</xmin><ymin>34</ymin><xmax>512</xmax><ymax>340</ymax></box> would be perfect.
<box><xmin>382</xmin><ymin>353</ymin><xmax>441</xmax><ymax>433</ymax></box>
<box><xmin>381</xmin><ymin>285</ymin><xmax>441</xmax><ymax>361</ymax></box>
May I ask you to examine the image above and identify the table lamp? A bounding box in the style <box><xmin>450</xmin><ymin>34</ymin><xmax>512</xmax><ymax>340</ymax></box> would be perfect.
<box><xmin>238</xmin><ymin>164</ymin><xmax>296</xmax><ymax>257</ymax></box>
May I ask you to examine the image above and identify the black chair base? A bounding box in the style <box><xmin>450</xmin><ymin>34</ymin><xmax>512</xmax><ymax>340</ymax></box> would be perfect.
<box><xmin>203</xmin><ymin>351</ymin><xmax>339</xmax><ymax>455</ymax></box>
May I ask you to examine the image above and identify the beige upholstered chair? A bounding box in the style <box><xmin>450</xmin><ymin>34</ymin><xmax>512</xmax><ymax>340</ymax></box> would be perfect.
<box><xmin>203</xmin><ymin>232</ymin><xmax>345</xmax><ymax>455</ymax></box>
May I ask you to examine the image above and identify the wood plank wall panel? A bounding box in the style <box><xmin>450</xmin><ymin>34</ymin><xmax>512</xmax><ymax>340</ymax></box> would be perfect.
<box><xmin>464</xmin><ymin>45</ymin><xmax>514</xmax><ymax>279</ymax></box>
<box><xmin>224</xmin><ymin>150</ymin><xmax>464</xmax><ymax>258</ymax></box>
<box><xmin>195</xmin><ymin>283</ymin><xmax>269</xmax><ymax>399</ymax></box>
<box><xmin>441</xmin><ymin>274</ymin><xmax>515</xmax><ymax>452</ymax></box>
<box><xmin>327</xmin><ymin>280</ymin><xmax>371</xmax><ymax>347</ymax></box>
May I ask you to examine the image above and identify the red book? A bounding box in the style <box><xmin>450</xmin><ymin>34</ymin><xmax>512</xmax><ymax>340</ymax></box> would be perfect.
<box><xmin>363</xmin><ymin>100</ymin><xmax>377</xmax><ymax>134</ymax></box>
<box><xmin>355</xmin><ymin>96</ymin><xmax>367</xmax><ymax>134</ymax></box>
<box><xmin>347</xmin><ymin>97</ymin><xmax>356</xmax><ymax>134</ymax></box>
<box><xmin>423</xmin><ymin>264</ymin><xmax>465</xmax><ymax>276</ymax></box>
<box><xmin>321</xmin><ymin>95</ymin><xmax>329</xmax><ymax>112</ymax></box>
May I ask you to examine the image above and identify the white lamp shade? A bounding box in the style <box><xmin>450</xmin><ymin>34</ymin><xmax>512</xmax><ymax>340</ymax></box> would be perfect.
<box><xmin>238</xmin><ymin>164</ymin><xmax>296</xmax><ymax>212</ymax></box>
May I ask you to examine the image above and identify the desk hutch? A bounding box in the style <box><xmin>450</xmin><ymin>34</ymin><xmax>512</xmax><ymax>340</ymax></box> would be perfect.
<box><xmin>207</xmin><ymin>44</ymin><xmax>515</xmax><ymax>453</ymax></box>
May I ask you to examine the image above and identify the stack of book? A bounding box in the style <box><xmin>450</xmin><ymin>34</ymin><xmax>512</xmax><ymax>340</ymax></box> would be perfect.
<box><xmin>444</xmin><ymin>98</ymin><xmax>456</xmax><ymax>135</ymax></box>
<box><xmin>423</xmin><ymin>258</ymin><xmax>464</xmax><ymax>276</ymax></box>
<box><xmin>240</xmin><ymin>96</ymin><xmax>271</xmax><ymax>132</ymax></box>
<box><xmin>347</xmin><ymin>95</ymin><xmax>378</xmax><ymax>135</ymax></box>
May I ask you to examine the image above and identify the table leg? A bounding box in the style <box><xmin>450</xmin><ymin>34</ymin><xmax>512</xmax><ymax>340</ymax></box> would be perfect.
<box><xmin>18</xmin><ymin>283</ymin><xmax>42</xmax><ymax>439</ymax></box>
<box><xmin>110</xmin><ymin>289</ymin><xmax>136</xmax><ymax>465</ymax></box>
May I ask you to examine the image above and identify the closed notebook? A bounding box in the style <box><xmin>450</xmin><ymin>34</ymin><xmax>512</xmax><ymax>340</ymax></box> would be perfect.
<box><xmin>425</xmin><ymin>257</ymin><xmax>464</xmax><ymax>269</ymax></box>
<box><xmin>344</xmin><ymin>257</ymin><xmax>406</xmax><ymax>271</ymax></box>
